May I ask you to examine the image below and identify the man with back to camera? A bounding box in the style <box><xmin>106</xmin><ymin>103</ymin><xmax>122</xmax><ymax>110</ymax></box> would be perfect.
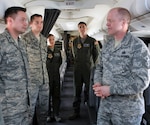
<box><xmin>93</xmin><ymin>7</ymin><xmax>150</xmax><ymax>125</ymax></box>
<box><xmin>69</xmin><ymin>21</ymin><xmax>99</xmax><ymax>120</ymax></box>
<box><xmin>0</xmin><ymin>6</ymin><xmax>31</xmax><ymax>125</ymax></box>
<box><xmin>46</xmin><ymin>34</ymin><xmax>62</xmax><ymax>122</ymax></box>
<box><xmin>22</xmin><ymin>14</ymin><xmax>49</xmax><ymax>125</ymax></box>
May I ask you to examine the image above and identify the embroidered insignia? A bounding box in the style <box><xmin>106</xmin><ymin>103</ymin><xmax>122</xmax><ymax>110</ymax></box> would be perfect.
<box><xmin>83</xmin><ymin>43</ymin><xmax>90</xmax><ymax>47</ymax></box>
<box><xmin>77</xmin><ymin>43</ymin><xmax>82</xmax><ymax>49</ymax></box>
<box><xmin>48</xmin><ymin>53</ymin><xmax>53</xmax><ymax>59</ymax></box>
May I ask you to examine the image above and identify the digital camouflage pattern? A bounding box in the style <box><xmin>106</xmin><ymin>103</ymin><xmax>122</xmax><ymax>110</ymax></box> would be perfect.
<box><xmin>22</xmin><ymin>30</ymin><xmax>49</xmax><ymax>125</ymax></box>
<box><xmin>0</xmin><ymin>30</ymin><xmax>30</xmax><ymax>125</ymax></box>
<box><xmin>94</xmin><ymin>32</ymin><xmax>150</xmax><ymax>125</ymax></box>
<box><xmin>0</xmin><ymin>104</ymin><xmax>4</xmax><ymax>125</ymax></box>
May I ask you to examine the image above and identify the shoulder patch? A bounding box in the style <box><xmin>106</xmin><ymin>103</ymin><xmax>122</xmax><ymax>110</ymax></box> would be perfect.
<box><xmin>94</xmin><ymin>41</ymin><xmax>99</xmax><ymax>45</ymax></box>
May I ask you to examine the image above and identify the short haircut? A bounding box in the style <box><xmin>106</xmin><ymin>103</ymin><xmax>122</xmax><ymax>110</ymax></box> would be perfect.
<box><xmin>78</xmin><ymin>22</ymin><xmax>87</xmax><ymax>26</ymax></box>
<box><xmin>30</xmin><ymin>14</ymin><xmax>42</xmax><ymax>22</ymax></box>
<box><xmin>4</xmin><ymin>6</ymin><xmax>26</xmax><ymax>24</ymax></box>
<box><xmin>47</xmin><ymin>34</ymin><xmax>54</xmax><ymax>38</ymax></box>
<box><xmin>116</xmin><ymin>7</ymin><xmax>131</xmax><ymax>24</ymax></box>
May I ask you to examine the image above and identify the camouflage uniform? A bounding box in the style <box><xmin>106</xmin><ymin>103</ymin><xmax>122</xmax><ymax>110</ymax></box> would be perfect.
<box><xmin>94</xmin><ymin>32</ymin><xmax>150</xmax><ymax>125</ymax></box>
<box><xmin>22</xmin><ymin>30</ymin><xmax>49</xmax><ymax>125</ymax></box>
<box><xmin>0</xmin><ymin>103</ymin><xmax>4</xmax><ymax>125</ymax></box>
<box><xmin>0</xmin><ymin>29</ymin><xmax>30</xmax><ymax>125</ymax></box>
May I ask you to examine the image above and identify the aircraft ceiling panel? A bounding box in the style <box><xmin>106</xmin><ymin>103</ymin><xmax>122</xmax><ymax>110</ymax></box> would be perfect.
<box><xmin>1</xmin><ymin>0</ymin><xmax>150</xmax><ymax>39</ymax></box>
<box><xmin>56</xmin><ymin>16</ymin><xmax>92</xmax><ymax>31</ymax></box>
<box><xmin>130</xmin><ymin>13</ymin><xmax>150</xmax><ymax>31</ymax></box>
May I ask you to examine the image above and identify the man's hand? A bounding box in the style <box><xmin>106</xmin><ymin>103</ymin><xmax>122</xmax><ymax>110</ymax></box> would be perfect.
<box><xmin>93</xmin><ymin>83</ymin><xmax>103</xmax><ymax>97</ymax></box>
<box><xmin>93</xmin><ymin>83</ymin><xmax>110</xmax><ymax>98</ymax></box>
<box><xmin>98</xmin><ymin>86</ymin><xmax>110</xmax><ymax>98</ymax></box>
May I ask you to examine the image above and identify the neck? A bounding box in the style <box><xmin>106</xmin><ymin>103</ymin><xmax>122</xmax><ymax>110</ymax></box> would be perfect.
<box><xmin>32</xmin><ymin>30</ymin><xmax>40</xmax><ymax>37</ymax></box>
<box><xmin>7</xmin><ymin>28</ymin><xmax>19</xmax><ymax>40</ymax></box>
<box><xmin>114</xmin><ymin>31</ymin><xmax>126</xmax><ymax>41</ymax></box>
<box><xmin>80</xmin><ymin>34</ymin><xmax>87</xmax><ymax>38</ymax></box>
<box><xmin>49</xmin><ymin>44</ymin><xmax>54</xmax><ymax>48</ymax></box>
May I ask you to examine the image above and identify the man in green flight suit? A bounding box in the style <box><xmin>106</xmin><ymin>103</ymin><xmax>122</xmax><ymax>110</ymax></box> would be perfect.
<box><xmin>69</xmin><ymin>22</ymin><xmax>99</xmax><ymax>120</ymax></box>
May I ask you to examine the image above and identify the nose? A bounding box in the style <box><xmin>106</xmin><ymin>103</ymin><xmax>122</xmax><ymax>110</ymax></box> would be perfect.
<box><xmin>106</xmin><ymin>22</ymin><xmax>111</xmax><ymax>29</ymax></box>
<box><xmin>39</xmin><ymin>22</ymin><xmax>43</xmax><ymax>27</ymax></box>
<box><xmin>106</xmin><ymin>21</ymin><xmax>109</xmax><ymax>27</ymax></box>
<box><xmin>24</xmin><ymin>20</ymin><xmax>28</xmax><ymax>27</ymax></box>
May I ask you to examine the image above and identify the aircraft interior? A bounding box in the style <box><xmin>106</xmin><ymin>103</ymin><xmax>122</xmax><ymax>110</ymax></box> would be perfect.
<box><xmin>0</xmin><ymin>0</ymin><xmax>150</xmax><ymax>125</ymax></box>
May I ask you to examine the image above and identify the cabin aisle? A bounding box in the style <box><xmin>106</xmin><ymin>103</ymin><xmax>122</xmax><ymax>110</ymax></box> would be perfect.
<box><xmin>47</xmin><ymin>65</ymin><xmax>91</xmax><ymax>125</ymax></box>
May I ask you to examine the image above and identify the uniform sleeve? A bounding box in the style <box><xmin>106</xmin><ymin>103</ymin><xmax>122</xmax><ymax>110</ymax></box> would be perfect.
<box><xmin>94</xmin><ymin>49</ymin><xmax>103</xmax><ymax>84</ymax></box>
<box><xmin>59</xmin><ymin>50</ymin><xmax>62</xmax><ymax>66</ymax></box>
<box><xmin>110</xmin><ymin>42</ymin><xmax>150</xmax><ymax>95</ymax></box>
<box><xmin>72</xmin><ymin>40</ymin><xmax>76</xmax><ymax>58</ymax></box>
<box><xmin>0</xmin><ymin>45</ymin><xmax>1</xmax><ymax>63</ymax></box>
<box><xmin>92</xmin><ymin>40</ymin><xmax>99</xmax><ymax>64</ymax></box>
<box><xmin>0</xmin><ymin>104</ymin><xmax>4</xmax><ymax>125</ymax></box>
<box><xmin>41</xmin><ymin>38</ymin><xmax>48</xmax><ymax>63</ymax></box>
<box><xmin>0</xmin><ymin>38</ymin><xmax>4</xmax><ymax>64</ymax></box>
<box><xmin>94</xmin><ymin>42</ymin><xmax>101</xmax><ymax>65</ymax></box>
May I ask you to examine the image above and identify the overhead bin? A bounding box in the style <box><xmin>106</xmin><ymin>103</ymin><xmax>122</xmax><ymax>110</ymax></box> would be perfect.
<box><xmin>131</xmin><ymin>0</ymin><xmax>150</xmax><ymax>17</ymax></box>
<box><xmin>114</xmin><ymin>0</ymin><xmax>150</xmax><ymax>17</ymax></box>
<box><xmin>101</xmin><ymin>0</ymin><xmax>150</xmax><ymax>36</ymax></box>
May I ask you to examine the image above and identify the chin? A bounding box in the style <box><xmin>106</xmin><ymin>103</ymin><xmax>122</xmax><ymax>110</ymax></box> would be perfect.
<box><xmin>108</xmin><ymin>31</ymin><xmax>112</xmax><ymax>35</ymax></box>
<box><xmin>20</xmin><ymin>30</ymin><xmax>26</xmax><ymax>34</ymax></box>
<box><xmin>108</xmin><ymin>30</ymin><xmax>114</xmax><ymax>35</ymax></box>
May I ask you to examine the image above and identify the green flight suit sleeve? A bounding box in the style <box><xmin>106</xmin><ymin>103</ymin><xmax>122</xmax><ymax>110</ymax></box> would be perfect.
<box><xmin>92</xmin><ymin>41</ymin><xmax>99</xmax><ymax>64</ymax></box>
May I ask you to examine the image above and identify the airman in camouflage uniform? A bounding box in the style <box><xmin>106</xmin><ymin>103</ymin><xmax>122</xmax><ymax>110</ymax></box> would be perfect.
<box><xmin>93</xmin><ymin>7</ymin><xmax>150</xmax><ymax>125</ymax></box>
<box><xmin>0</xmin><ymin>104</ymin><xmax>4</xmax><ymax>125</ymax></box>
<box><xmin>0</xmin><ymin>7</ymin><xmax>30</xmax><ymax>125</ymax></box>
<box><xmin>22</xmin><ymin>14</ymin><xmax>49</xmax><ymax>125</ymax></box>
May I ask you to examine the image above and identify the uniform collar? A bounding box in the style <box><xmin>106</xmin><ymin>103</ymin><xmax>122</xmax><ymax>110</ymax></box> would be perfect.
<box><xmin>106</xmin><ymin>32</ymin><xmax>132</xmax><ymax>52</ymax></box>
<box><xmin>27</xmin><ymin>30</ymin><xmax>42</xmax><ymax>41</ymax></box>
<box><xmin>4</xmin><ymin>29</ymin><xmax>20</xmax><ymax>44</ymax></box>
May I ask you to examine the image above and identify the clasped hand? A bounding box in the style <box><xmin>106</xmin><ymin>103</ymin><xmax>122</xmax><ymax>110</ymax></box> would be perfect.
<box><xmin>93</xmin><ymin>83</ymin><xmax>110</xmax><ymax>98</ymax></box>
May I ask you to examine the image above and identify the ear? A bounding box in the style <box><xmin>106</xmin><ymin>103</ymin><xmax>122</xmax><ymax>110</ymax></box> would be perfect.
<box><xmin>121</xmin><ymin>19</ymin><xmax>125</xmax><ymax>27</ymax></box>
<box><xmin>29</xmin><ymin>21</ymin><xmax>33</xmax><ymax>27</ymax></box>
<box><xmin>7</xmin><ymin>17</ymin><xmax>13</xmax><ymax>24</ymax></box>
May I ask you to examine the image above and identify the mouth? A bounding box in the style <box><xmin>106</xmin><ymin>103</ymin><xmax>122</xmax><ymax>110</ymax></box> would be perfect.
<box><xmin>107</xmin><ymin>28</ymin><xmax>111</xmax><ymax>31</ymax></box>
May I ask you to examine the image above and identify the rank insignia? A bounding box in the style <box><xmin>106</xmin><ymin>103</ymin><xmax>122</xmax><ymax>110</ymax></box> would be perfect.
<box><xmin>77</xmin><ymin>43</ymin><xmax>82</xmax><ymax>49</ymax></box>
<box><xmin>48</xmin><ymin>53</ymin><xmax>53</xmax><ymax>59</ymax></box>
